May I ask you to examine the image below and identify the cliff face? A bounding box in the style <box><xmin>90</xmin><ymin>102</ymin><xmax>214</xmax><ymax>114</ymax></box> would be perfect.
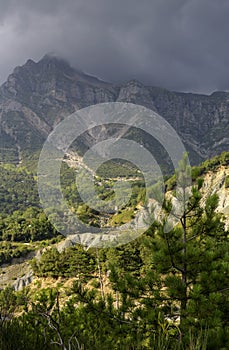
<box><xmin>0</xmin><ymin>55</ymin><xmax>228</xmax><ymax>165</ymax></box>
<box><xmin>201</xmin><ymin>166</ymin><xmax>229</xmax><ymax>228</ymax></box>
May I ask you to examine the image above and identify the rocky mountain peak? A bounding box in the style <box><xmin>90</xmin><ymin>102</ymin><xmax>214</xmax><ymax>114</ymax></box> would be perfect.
<box><xmin>2</xmin><ymin>55</ymin><xmax>112</xmax><ymax>100</ymax></box>
<box><xmin>0</xmin><ymin>54</ymin><xmax>228</xmax><ymax>165</ymax></box>
<box><xmin>37</xmin><ymin>54</ymin><xmax>76</xmax><ymax>75</ymax></box>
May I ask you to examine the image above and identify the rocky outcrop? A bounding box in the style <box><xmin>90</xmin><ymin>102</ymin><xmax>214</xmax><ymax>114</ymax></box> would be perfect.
<box><xmin>201</xmin><ymin>166</ymin><xmax>229</xmax><ymax>228</ymax></box>
<box><xmin>0</xmin><ymin>253</ymin><xmax>35</xmax><ymax>291</ymax></box>
<box><xmin>12</xmin><ymin>270</ymin><xmax>33</xmax><ymax>291</ymax></box>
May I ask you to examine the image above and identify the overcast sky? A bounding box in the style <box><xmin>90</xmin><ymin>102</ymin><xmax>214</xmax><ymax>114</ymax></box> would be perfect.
<box><xmin>0</xmin><ymin>0</ymin><xmax>229</xmax><ymax>93</ymax></box>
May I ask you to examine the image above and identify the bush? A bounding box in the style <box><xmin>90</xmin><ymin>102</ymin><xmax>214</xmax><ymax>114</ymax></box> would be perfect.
<box><xmin>225</xmin><ymin>175</ymin><xmax>229</xmax><ymax>188</ymax></box>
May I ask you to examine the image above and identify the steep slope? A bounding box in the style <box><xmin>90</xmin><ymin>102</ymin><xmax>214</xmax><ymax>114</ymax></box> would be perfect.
<box><xmin>0</xmin><ymin>55</ymin><xmax>118</xmax><ymax>163</ymax></box>
<box><xmin>201</xmin><ymin>165</ymin><xmax>229</xmax><ymax>226</ymax></box>
<box><xmin>0</xmin><ymin>54</ymin><xmax>228</xmax><ymax>165</ymax></box>
<box><xmin>1</xmin><ymin>154</ymin><xmax>228</xmax><ymax>290</ymax></box>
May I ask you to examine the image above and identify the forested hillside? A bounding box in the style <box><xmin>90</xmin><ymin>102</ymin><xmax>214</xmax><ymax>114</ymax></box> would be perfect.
<box><xmin>0</xmin><ymin>153</ymin><xmax>228</xmax><ymax>349</ymax></box>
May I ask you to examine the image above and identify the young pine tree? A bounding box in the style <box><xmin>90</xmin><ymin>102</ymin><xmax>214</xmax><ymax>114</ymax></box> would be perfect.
<box><xmin>142</xmin><ymin>155</ymin><xmax>229</xmax><ymax>347</ymax></box>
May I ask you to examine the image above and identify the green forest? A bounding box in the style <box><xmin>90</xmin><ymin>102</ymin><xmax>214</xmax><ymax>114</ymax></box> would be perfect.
<box><xmin>0</xmin><ymin>153</ymin><xmax>228</xmax><ymax>349</ymax></box>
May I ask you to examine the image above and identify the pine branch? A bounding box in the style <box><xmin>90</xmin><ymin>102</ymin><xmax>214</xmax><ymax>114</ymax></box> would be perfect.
<box><xmin>163</xmin><ymin>230</ymin><xmax>184</xmax><ymax>274</ymax></box>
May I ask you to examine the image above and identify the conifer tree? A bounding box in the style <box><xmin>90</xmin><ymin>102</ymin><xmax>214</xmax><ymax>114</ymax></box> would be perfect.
<box><xmin>142</xmin><ymin>155</ymin><xmax>229</xmax><ymax>346</ymax></box>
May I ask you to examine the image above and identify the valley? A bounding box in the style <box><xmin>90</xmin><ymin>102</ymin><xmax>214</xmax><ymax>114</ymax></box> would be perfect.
<box><xmin>0</xmin><ymin>56</ymin><xmax>228</xmax><ymax>350</ymax></box>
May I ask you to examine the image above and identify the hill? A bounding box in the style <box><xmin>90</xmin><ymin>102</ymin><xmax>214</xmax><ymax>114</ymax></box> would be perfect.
<box><xmin>1</xmin><ymin>152</ymin><xmax>228</xmax><ymax>287</ymax></box>
<box><xmin>0</xmin><ymin>153</ymin><xmax>228</xmax><ymax>349</ymax></box>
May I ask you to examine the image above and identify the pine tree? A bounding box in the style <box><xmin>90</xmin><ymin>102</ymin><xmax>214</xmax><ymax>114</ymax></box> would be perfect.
<box><xmin>142</xmin><ymin>155</ymin><xmax>229</xmax><ymax>346</ymax></box>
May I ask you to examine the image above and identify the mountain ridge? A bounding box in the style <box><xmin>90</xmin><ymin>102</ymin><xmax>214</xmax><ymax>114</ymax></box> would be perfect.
<box><xmin>0</xmin><ymin>55</ymin><xmax>228</xmax><ymax>166</ymax></box>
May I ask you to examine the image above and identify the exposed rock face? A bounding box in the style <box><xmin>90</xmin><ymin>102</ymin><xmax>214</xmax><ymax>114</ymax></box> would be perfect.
<box><xmin>201</xmin><ymin>166</ymin><xmax>229</xmax><ymax>228</ymax></box>
<box><xmin>147</xmin><ymin>164</ymin><xmax>229</xmax><ymax>231</ymax></box>
<box><xmin>12</xmin><ymin>270</ymin><xmax>33</xmax><ymax>291</ymax></box>
<box><xmin>0</xmin><ymin>54</ymin><xmax>228</xmax><ymax>165</ymax></box>
<box><xmin>0</xmin><ymin>252</ymin><xmax>35</xmax><ymax>291</ymax></box>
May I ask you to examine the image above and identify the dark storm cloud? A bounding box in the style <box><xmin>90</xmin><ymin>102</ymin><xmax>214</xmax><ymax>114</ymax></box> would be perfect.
<box><xmin>0</xmin><ymin>0</ymin><xmax>229</xmax><ymax>93</ymax></box>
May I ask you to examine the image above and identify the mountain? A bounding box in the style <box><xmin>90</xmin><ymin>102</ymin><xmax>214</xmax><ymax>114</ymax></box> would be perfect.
<box><xmin>0</xmin><ymin>54</ymin><xmax>228</xmax><ymax>166</ymax></box>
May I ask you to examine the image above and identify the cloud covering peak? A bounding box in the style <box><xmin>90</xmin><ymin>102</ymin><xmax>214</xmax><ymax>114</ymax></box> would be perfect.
<box><xmin>0</xmin><ymin>0</ymin><xmax>229</xmax><ymax>93</ymax></box>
